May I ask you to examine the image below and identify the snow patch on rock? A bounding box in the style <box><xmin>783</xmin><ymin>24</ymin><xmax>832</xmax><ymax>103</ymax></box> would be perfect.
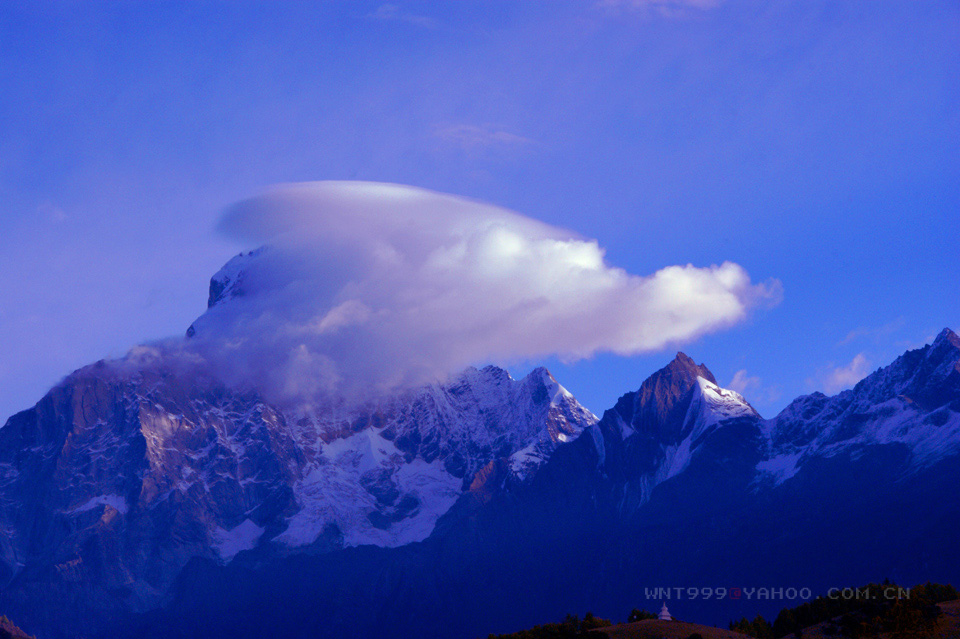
<box><xmin>756</xmin><ymin>451</ymin><xmax>803</xmax><ymax>485</ymax></box>
<box><xmin>211</xmin><ymin>519</ymin><xmax>265</xmax><ymax>562</ymax></box>
<box><xmin>68</xmin><ymin>494</ymin><xmax>129</xmax><ymax>515</ymax></box>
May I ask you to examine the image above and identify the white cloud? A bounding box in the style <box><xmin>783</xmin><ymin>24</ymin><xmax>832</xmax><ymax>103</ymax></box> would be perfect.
<box><xmin>184</xmin><ymin>181</ymin><xmax>781</xmax><ymax>405</ymax></box>
<box><xmin>728</xmin><ymin>369</ymin><xmax>760</xmax><ymax>395</ymax></box>
<box><xmin>37</xmin><ymin>200</ymin><xmax>67</xmax><ymax>223</ymax></box>
<box><xmin>434</xmin><ymin>124</ymin><xmax>535</xmax><ymax>152</ymax></box>
<box><xmin>819</xmin><ymin>353</ymin><xmax>872</xmax><ymax>394</ymax></box>
<box><xmin>726</xmin><ymin>369</ymin><xmax>780</xmax><ymax>410</ymax></box>
<box><xmin>598</xmin><ymin>0</ymin><xmax>723</xmax><ymax>18</ymax></box>
<box><xmin>839</xmin><ymin>317</ymin><xmax>905</xmax><ymax>345</ymax></box>
<box><xmin>368</xmin><ymin>4</ymin><xmax>438</xmax><ymax>29</ymax></box>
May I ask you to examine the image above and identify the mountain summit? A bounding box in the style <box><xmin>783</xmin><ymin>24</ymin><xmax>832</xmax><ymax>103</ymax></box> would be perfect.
<box><xmin>608</xmin><ymin>352</ymin><xmax>725</xmax><ymax>442</ymax></box>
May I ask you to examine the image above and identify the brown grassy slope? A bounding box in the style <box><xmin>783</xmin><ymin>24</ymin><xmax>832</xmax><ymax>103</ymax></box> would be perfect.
<box><xmin>594</xmin><ymin>618</ymin><xmax>752</xmax><ymax>639</ymax></box>
<box><xmin>935</xmin><ymin>600</ymin><xmax>960</xmax><ymax>639</ymax></box>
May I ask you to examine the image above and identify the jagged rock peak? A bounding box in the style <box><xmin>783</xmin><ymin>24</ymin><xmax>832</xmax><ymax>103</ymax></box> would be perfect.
<box><xmin>633</xmin><ymin>352</ymin><xmax>718</xmax><ymax>411</ymax></box>
<box><xmin>607</xmin><ymin>352</ymin><xmax>719</xmax><ymax>441</ymax></box>
<box><xmin>663</xmin><ymin>352</ymin><xmax>718</xmax><ymax>385</ymax></box>
<box><xmin>893</xmin><ymin>326</ymin><xmax>960</xmax><ymax>410</ymax></box>
<box><xmin>207</xmin><ymin>247</ymin><xmax>265</xmax><ymax>309</ymax></box>
<box><xmin>931</xmin><ymin>327</ymin><xmax>960</xmax><ymax>354</ymax></box>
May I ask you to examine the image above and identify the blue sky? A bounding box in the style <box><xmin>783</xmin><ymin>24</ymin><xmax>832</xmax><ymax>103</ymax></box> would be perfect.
<box><xmin>0</xmin><ymin>0</ymin><xmax>957</xmax><ymax>421</ymax></box>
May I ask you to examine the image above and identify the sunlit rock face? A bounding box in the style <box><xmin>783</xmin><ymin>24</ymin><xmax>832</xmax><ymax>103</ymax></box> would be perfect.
<box><xmin>0</xmin><ymin>363</ymin><xmax>302</xmax><ymax>617</ymax></box>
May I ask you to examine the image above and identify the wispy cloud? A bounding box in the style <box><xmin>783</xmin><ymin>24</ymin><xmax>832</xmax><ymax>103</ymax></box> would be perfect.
<box><xmin>728</xmin><ymin>369</ymin><xmax>760</xmax><ymax>395</ymax></box>
<box><xmin>368</xmin><ymin>4</ymin><xmax>438</xmax><ymax>29</ymax></box>
<box><xmin>597</xmin><ymin>0</ymin><xmax>723</xmax><ymax>18</ymax></box>
<box><xmin>814</xmin><ymin>353</ymin><xmax>872</xmax><ymax>394</ymax></box>
<box><xmin>893</xmin><ymin>328</ymin><xmax>946</xmax><ymax>353</ymax></box>
<box><xmin>434</xmin><ymin>124</ymin><xmax>536</xmax><ymax>152</ymax></box>
<box><xmin>37</xmin><ymin>200</ymin><xmax>67</xmax><ymax>223</ymax></box>
<box><xmin>839</xmin><ymin>317</ymin><xmax>905</xmax><ymax>346</ymax></box>
<box><xmin>727</xmin><ymin>369</ymin><xmax>781</xmax><ymax>409</ymax></box>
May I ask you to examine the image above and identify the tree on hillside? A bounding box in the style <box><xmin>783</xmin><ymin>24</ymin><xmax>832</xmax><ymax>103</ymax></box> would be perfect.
<box><xmin>729</xmin><ymin>614</ymin><xmax>775</xmax><ymax>639</ymax></box>
<box><xmin>627</xmin><ymin>608</ymin><xmax>657</xmax><ymax>622</ymax></box>
<box><xmin>744</xmin><ymin>581</ymin><xmax>955</xmax><ymax>639</ymax></box>
<box><xmin>581</xmin><ymin>612</ymin><xmax>610</xmax><ymax>630</ymax></box>
<box><xmin>484</xmin><ymin>611</ymin><xmax>612</xmax><ymax>639</ymax></box>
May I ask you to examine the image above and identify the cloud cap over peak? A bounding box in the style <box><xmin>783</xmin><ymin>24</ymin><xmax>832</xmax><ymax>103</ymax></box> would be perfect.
<box><xmin>196</xmin><ymin>181</ymin><xmax>781</xmax><ymax>402</ymax></box>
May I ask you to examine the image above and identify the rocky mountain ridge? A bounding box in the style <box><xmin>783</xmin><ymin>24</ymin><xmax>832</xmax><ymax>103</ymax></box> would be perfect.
<box><xmin>0</xmin><ymin>356</ymin><xmax>595</xmax><ymax>617</ymax></box>
<box><xmin>0</xmin><ymin>256</ymin><xmax>956</xmax><ymax>639</ymax></box>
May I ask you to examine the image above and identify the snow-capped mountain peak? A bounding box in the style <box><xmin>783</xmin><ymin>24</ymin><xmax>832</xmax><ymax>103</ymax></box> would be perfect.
<box><xmin>524</xmin><ymin>366</ymin><xmax>576</xmax><ymax>406</ymax></box>
<box><xmin>271</xmin><ymin>364</ymin><xmax>598</xmax><ymax>549</ymax></box>
<box><xmin>691</xmin><ymin>375</ymin><xmax>760</xmax><ymax>427</ymax></box>
<box><xmin>609</xmin><ymin>351</ymin><xmax>718</xmax><ymax>442</ymax></box>
<box><xmin>185</xmin><ymin>248</ymin><xmax>265</xmax><ymax>337</ymax></box>
<box><xmin>207</xmin><ymin>247</ymin><xmax>265</xmax><ymax>309</ymax></box>
<box><xmin>655</xmin><ymin>375</ymin><xmax>761</xmax><ymax>483</ymax></box>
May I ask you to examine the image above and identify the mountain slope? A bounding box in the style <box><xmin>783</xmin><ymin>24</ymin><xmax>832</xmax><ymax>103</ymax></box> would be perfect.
<box><xmin>0</xmin><ymin>296</ymin><xmax>958</xmax><ymax>639</ymax></box>
<box><xmin>0</xmin><ymin>356</ymin><xmax>597</xmax><ymax>635</ymax></box>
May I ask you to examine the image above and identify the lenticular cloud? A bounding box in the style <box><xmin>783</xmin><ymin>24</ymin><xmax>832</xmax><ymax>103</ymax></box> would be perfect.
<box><xmin>188</xmin><ymin>181</ymin><xmax>781</xmax><ymax>401</ymax></box>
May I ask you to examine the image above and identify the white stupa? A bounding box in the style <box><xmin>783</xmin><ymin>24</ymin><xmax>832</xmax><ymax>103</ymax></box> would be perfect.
<box><xmin>658</xmin><ymin>602</ymin><xmax>672</xmax><ymax>621</ymax></box>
